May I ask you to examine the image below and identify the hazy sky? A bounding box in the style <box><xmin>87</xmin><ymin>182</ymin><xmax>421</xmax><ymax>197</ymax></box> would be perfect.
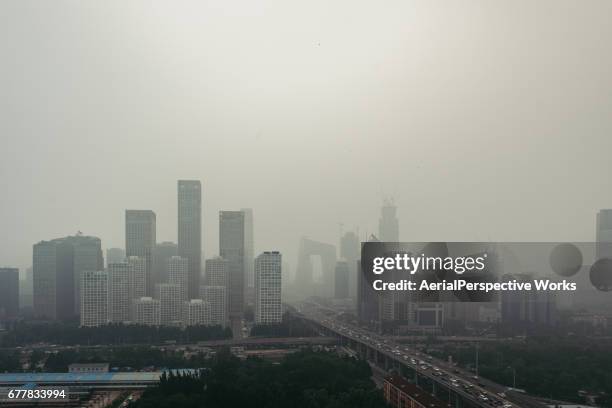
<box><xmin>1</xmin><ymin>0</ymin><xmax>612</xmax><ymax>275</ymax></box>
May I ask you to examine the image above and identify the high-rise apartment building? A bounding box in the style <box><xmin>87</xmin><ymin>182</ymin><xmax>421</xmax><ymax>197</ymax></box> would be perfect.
<box><xmin>108</xmin><ymin>262</ymin><xmax>132</xmax><ymax>323</ymax></box>
<box><xmin>204</xmin><ymin>257</ymin><xmax>229</xmax><ymax>287</ymax></box>
<box><xmin>133</xmin><ymin>297</ymin><xmax>160</xmax><ymax>326</ymax></box>
<box><xmin>254</xmin><ymin>251</ymin><xmax>282</xmax><ymax>324</ymax></box>
<box><xmin>125</xmin><ymin>210</ymin><xmax>156</xmax><ymax>295</ymax></box>
<box><xmin>72</xmin><ymin>236</ymin><xmax>104</xmax><ymax>314</ymax></box>
<box><xmin>182</xmin><ymin>299</ymin><xmax>211</xmax><ymax>326</ymax></box>
<box><xmin>80</xmin><ymin>271</ymin><xmax>109</xmax><ymax>327</ymax></box>
<box><xmin>128</xmin><ymin>256</ymin><xmax>147</xmax><ymax>300</ymax></box>
<box><xmin>178</xmin><ymin>180</ymin><xmax>202</xmax><ymax>300</ymax></box>
<box><xmin>199</xmin><ymin>285</ymin><xmax>227</xmax><ymax>326</ymax></box>
<box><xmin>156</xmin><ymin>283</ymin><xmax>182</xmax><ymax>325</ymax></box>
<box><xmin>219</xmin><ymin>211</ymin><xmax>245</xmax><ymax>319</ymax></box>
<box><xmin>167</xmin><ymin>256</ymin><xmax>189</xmax><ymax>301</ymax></box>
<box><xmin>0</xmin><ymin>268</ymin><xmax>19</xmax><ymax>319</ymax></box>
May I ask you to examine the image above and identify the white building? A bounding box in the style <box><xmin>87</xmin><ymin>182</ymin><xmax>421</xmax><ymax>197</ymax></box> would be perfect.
<box><xmin>199</xmin><ymin>285</ymin><xmax>227</xmax><ymax>326</ymax></box>
<box><xmin>168</xmin><ymin>256</ymin><xmax>189</xmax><ymax>302</ymax></box>
<box><xmin>183</xmin><ymin>299</ymin><xmax>211</xmax><ymax>326</ymax></box>
<box><xmin>156</xmin><ymin>283</ymin><xmax>183</xmax><ymax>325</ymax></box>
<box><xmin>255</xmin><ymin>251</ymin><xmax>282</xmax><ymax>324</ymax></box>
<box><xmin>80</xmin><ymin>270</ymin><xmax>109</xmax><ymax>327</ymax></box>
<box><xmin>133</xmin><ymin>297</ymin><xmax>160</xmax><ymax>326</ymax></box>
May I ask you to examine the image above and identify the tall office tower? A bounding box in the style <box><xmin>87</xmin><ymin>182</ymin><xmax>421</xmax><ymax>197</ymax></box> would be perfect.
<box><xmin>167</xmin><ymin>256</ymin><xmax>189</xmax><ymax>301</ymax></box>
<box><xmin>20</xmin><ymin>266</ymin><xmax>34</xmax><ymax>309</ymax></box>
<box><xmin>0</xmin><ymin>268</ymin><xmax>19</xmax><ymax>319</ymax></box>
<box><xmin>199</xmin><ymin>285</ymin><xmax>227</xmax><ymax>326</ymax></box>
<box><xmin>125</xmin><ymin>210</ymin><xmax>156</xmax><ymax>295</ymax></box>
<box><xmin>33</xmin><ymin>235</ymin><xmax>103</xmax><ymax>320</ymax></box>
<box><xmin>106</xmin><ymin>248</ymin><xmax>126</xmax><ymax>266</ymax></box>
<box><xmin>255</xmin><ymin>251</ymin><xmax>282</xmax><ymax>324</ymax></box>
<box><xmin>340</xmin><ymin>231</ymin><xmax>360</xmax><ymax>299</ymax></box>
<box><xmin>334</xmin><ymin>260</ymin><xmax>350</xmax><ymax>299</ymax></box>
<box><xmin>127</xmin><ymin>256</ymin><xmax>147</xmax><ymax>300</ymax></box>
<box><xmin>156</xmin><ymin>283</ymin><xmax>182</xmax><ymax>325</ymax></box>
<box><xmin>178</xmin><ymin>180</ymin><xmax>202</xmax><ymax>300</ymax></box>
<box><xmin>153</xmin><ymin>242</ymin><xmax>178</xmax><ymax>286</ymax></box>
<box><xmin>182</xmin><ymin>299</ymin><xmax>211</xmax><ymax>327</ymax></box>
<box><xmin>379</xmin><ymin>199</ymin><xmax>399</xmax><ymax>242</ymax></box>
<box><xmin>133</xmin><ymin>297</ymin><xmax>160</xmax><ymax>326</ymax></box>
<box><xmin>357</xmin><ymin>236</ymin><xmax>380</xmax><ymax>325</ymax></box>
<box><xmin>596</xmin><ymin>209</ymin><xmax>612</xmax><ymax>259</ymax></box>
<box><xmin>204</xmin><ymin>257</ymin><xmax>229</xmax><ymax>287</ymax></box>
<box><xmin>80</xmin><ymin>271</ymin><xmax>109</xmax><ymax>327</ymax></box>
<box><xmin>241</xmin><ymin>208</ymin><xmax>254</xmax><ymax>288</ymax></box>
<box><xmin>296</xmin><ymin>237</ymin><xmax>337</xmax><ymax>298</ymax></box>
<box><xmin>72</xmin><ymin>235</ymin><xmax>104</xmax><ymax>315</ymax></box>
<box><xmin>219</xmin><ymin>211</ymin><xmax>245</xmax><ymax>319</ymax></box>
<box><xmin>108</xmin><ymin>262</ymin><xmax>132</xmax><ymax>323</ymax></box>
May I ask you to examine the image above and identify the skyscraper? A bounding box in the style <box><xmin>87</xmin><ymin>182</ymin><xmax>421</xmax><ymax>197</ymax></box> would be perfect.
<box><xmin>168</xmin><ymin>256</ymin><xmax>189</xmax><ymax>301</ymax></box>
<box><xmin>334</xmin><ymin>260</ymin><xmax>350</xmax><ymax>299</ymax></box>
<box><xmin>255</xmin><ymin>251</ymin><xmax>282</xmax><ymax>324</ymax></box>
<box><xmin>178</xmin><ymin>180</ymin><xmax>202</xmax><ymax>300</ymax></box>
<box><xmin>219</xmin><ymin>211</ymin><xmax>245</xmax><ymax>319</ymax></box>
<box><xmin>80</xmin><ymin>270</ymin><xmax>109</xmax><ymax>327</ymax></box>
<box><xmin>33</xmin><ymin>235</ymin><xmax>103</xmax><ymax>320</ymax></box>
<box><xmin>200</xmin><ymin>285</ymin><xmax>227</xmax><ymax>326</ymax></box>
<box><xmin>105</xmin><ymin>247</ymin><xmax>126</xmax><ymax>266</ymax></box>
<box><xmin>204</xmin><ymin>257</ymin><xmax>229</xmax><ymax>287</ymax></box>
<box><xmin>153</xmin><ymin>241</ymin><xmax>178</xmax><ymax>286</ymax></box>
<box><xmin>241</xmin><ymin>208</ymin><xmax>254</xmax><ymax>288</ymax></box>
<box><xmin>108</xmin><ymin>262</ymin><xmax>132</xmax><ymax>323</ymax></box>
<box><xmin>72</xmin><ymin>235</ymin><xmax>104</xmax><ymax>314</ymax></box>
<box><xmin>156</xmin><ymin>283</ymin><xmax>182</xmax><ymax>325</ymax></box>
<box><xmin>379</xmin><ymin>199</ymin><xmax>399</xmax><ymax>242</ymax></box>
<box><xmin>125</xmin><ymin>210</ymin><xmax>156</xmax><ymax>295</ymax></box>
<box><xmin>182</xmin><ymin>299</ymin><xmax>211</xmax><ymax>327</ymax></box>
<box><xmin>133</xmin><ymin>297</ymin><xmax>160</xmax><ymax>326</ymax></box>
<box><xmin>0</xmin><ymin>268</ymin><xmax>19</xmax><ymax>319</ymax></box>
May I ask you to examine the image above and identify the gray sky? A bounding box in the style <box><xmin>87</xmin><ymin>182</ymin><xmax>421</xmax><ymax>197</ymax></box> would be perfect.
<box><xmin>1</xmin><ymin>0</ymin><xmax>612</xmax><ymax>275</ymax></box>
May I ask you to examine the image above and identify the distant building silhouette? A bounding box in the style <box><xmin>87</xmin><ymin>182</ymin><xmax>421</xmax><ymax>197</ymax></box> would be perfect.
<box><xmin>241</xmin><ymin>208</ymin><xmax>255</xmax><ymax>289</ymax></box>
<box><xmin>153</xmin><ymin>241</ymin><xmax>177</xmax><ymax>288</ymax></box>
<box><xmin>33</xmin><ymin>235</ymin><xmax>103</xmax><ymax>320</ymax></box>
<box><xmin>340</xmin><ymin>231</ymin><xmax>360</xmax><ymax>299</ymax></box>
<box><xmin>596</xmin><ymin>209</ymin><xmax>612</xmax><ymax>259</ymax></box>
<box><xmin>296</xmin><ymin>237</ymin><xmax>337</xmax><ymax>298</ymax></box>
<box><xmin>105</xmin><ymin>247</ymin><xmax>125</xmax><ymax>266</ymax></box>
<box><xmin>178</xmin><ymin>180</ymin><xmax>202</xmax><ymax>300</ymax></box>
<box><xmin>0</xmin><ymin>268</ymin><xmax>19</xmax><ymax>320</ymax></box>
<box><xmin>334</xmin><ymin>260</ymin><xmax>350</xmax><ymax>299</ymax></box>
<box><xmin>379</xmin><ymin>199</ymin><xmax>399</xmax><ymax>242</ymax></box>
